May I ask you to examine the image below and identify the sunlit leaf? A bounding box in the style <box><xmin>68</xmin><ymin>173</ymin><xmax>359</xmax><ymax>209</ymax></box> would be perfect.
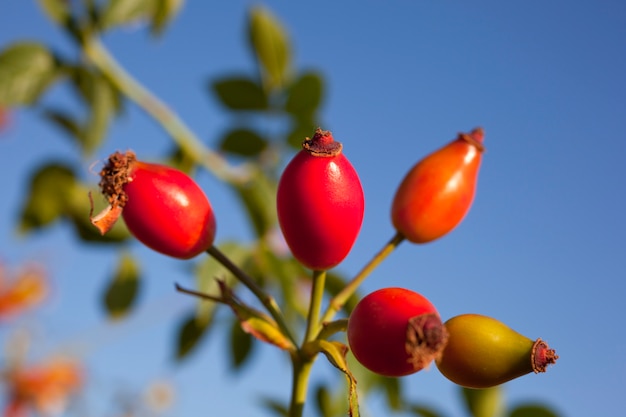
<box><xmin>0</xmin><ymin>42</ymin><xmax>57</xmax><ymax>106</ymax></box>
<box><xmin>508</xmin><ymin>404</ymin><xmax>561</xmax><ymax>417</ymax></box>
<box><xmin>285</xmin><ymin>71</ymin><xmax>324</xmax><ymax>117</ymax></box>
<box><xmin>151</xmin><ymin>0</ymin><xmax>184</xmax><ymax>35</ymax></box>
<box><xmin>309</xmin><ymin>340</ymin><xmax>359</xmax><ymax>417</ymax></box>
<box><xmin>102</xmin><ymin>253</ymin><xmax>141</xmax><ymax>319</ymax></box>
<box><xmin>219</xmin><ymin>128</ymin><xmax>269</xmax><ymax>157</ymax></box>
<box><xmin>461</xmin><ymin>387</ymin><xmax>503</xmax><ymax>417</ymax></box>
<box><xmin>248</xmin><ymin>6</ymin><xmax>291</xmax><ymax>89</ymax></box>
<box><xmin>0</xmin><ymin>265</ymin><xmax>48</xmax><ymax>321</ymax></box>
<box><xmin>211</xmin><ymin>77</ymin><xmax>268</xmax><ymax>110</ymax></box>
<box><xmin>100</xmin><ymin>0</ymin><xmax>157</xmax><ymax>29</ymax></box>
<box><xmin>37</xmin><ymin>0</ymin><xmax>70</xmax><ymax>25</ymax></box>
<box><xmin>229</xmin><ymin>316</ymin><xmax>255</xmax><ymax>369</ymax></box>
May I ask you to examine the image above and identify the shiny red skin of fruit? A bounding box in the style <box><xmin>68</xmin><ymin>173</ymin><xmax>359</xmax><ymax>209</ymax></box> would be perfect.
<box><xmin>122</xmin><ymin>161</ymin><xmax>216</xmax><ymax>259</ymax></box>
<box><xmin>347</xmin><ymin>287</ymin><xmax>440</xmax><ymax>377</ymax></box>
<box><xmin>277</xmin><ymin>146</ymin><xmax>364</xmax><ymax>270</ymax></box>
<box><xmin>391</xmin><ymin>128</ymin><xmax>484</xmax><ymax>243</ymax></box>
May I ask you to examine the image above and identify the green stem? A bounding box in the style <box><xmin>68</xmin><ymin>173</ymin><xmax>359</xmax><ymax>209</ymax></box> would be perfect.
<box><xmin>318</xmin><ymin>231</ymin><xmax>405</xmax><ymax>328</ymax></box>
<box><xmin>81</xmin><ymin>36</ymin><xmax>250</xmax><ymax>184</ymax></box>
<box><xmin>206</xmin><ymin>245</ymin><xmax>297</xmax><ymax>347</ymax></box>
<box><xmin>303</xmin><ymin>270</ymin><xmax>327</xmax><ymax>343</ymax></box>
<box><xmin>288</xmin><ymin>355</ymin><xmax>314</xmax><ymax>417</ymax></box>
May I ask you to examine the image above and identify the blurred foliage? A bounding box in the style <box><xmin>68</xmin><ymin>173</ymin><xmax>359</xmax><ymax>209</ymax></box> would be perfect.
<box><xmin>0</xmin><ymin>1</ymin><xmax>564</xmax><ymax>417</ymax></box>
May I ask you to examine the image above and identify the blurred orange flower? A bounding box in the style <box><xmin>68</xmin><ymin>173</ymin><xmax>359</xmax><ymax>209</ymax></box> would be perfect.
<box><xmin>4</xmin><ymin>358</ymin><xmax>83</xmax><ymax>417</ymax></box>
<box><xmin>0</xmin><ymin>265</ymin><xmax>48</xmax><ymax>320</ymax></box>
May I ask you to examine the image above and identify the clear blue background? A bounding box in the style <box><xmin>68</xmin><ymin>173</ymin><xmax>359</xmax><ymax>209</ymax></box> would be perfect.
<box><xmin>1</xmin><ymin>1</ymin><xmax>625</xmax><ymax>416</ymax></box>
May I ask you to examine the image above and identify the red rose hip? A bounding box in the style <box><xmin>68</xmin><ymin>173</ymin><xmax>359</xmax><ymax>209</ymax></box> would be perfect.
<box><xmin>277</xmin><ymin>128</ymin><xmax>364</xmax><ymax>270</ymax></box>
<box><xmin>347</xmin><ymin>287</ymin><xmax>448</xmax><ymax>377</ymax></box>
<box><xmin>92</xmin><ymin>151</ymin><xmax>216</xmax><ymax>259</ymax></box>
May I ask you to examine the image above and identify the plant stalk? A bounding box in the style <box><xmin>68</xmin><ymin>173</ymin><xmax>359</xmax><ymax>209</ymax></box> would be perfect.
<box><xmin>81</xmin><ymin>36</ymin><xmax>250</xmax><ymax>184</ymax></box>
<box><xmin>206</xmin><ymin>245</ymin><xmax>297</xmax><ymax>347</ymax></box>
<box><xmin>303</xmin><ymin>270</ymin><xmax>327</xmax><ymax>343</ymax></box>
<box><xmin>288</xmin><ymin>355</ymin><xmax>314</xmax><ymax>417</ymax></box>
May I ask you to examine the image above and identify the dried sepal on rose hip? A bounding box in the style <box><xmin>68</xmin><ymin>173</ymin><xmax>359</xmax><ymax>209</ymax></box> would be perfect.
<box><xmin>277</xmin><ymin>128</ymin><xmax>364</xmax><ymax>271</ymax></box>
<box><xmin>435</xmin><ymin>313</ymin><xmax>558</xmax><ymax>388</ymax></box>
<box><xmin>347</xmin><ymin>287</ymin><xmax>448</xmax><ymax>377</ymax></box>
<box><xmin>391</xmin><ymin>128</ymin><xmax>485</xmax><ymax>243</ymax></box>
<box><xmin>90</xmin><ymin>151</ymin><xmax>216</xmax><ymax>259</ymax></box>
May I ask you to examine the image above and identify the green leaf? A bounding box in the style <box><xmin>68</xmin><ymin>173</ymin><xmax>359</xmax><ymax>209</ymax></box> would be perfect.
<box><xmin>407</xmin><ymin>404</ymin><xmax>447</xmax><ymax>417</ymax></box>
<box><xmin>175</xmin><ymin>312</ymin><xmax>211</xmax><ymax>360</ymax></box>
<box><xmin>229</xmin><ymin>316</ymin><xmax>255</xmax><ymax>369</ymax></box>
<box><xmin>19</xmin><ymin>163</ymin><xmax>76</xmax><ymax>233</ymax></box>
<box><xmin>508</xmin><ymin>404</ymin><xmax>561</xmax><ymax>417</ymax></box>
<box><xmin>233</xmin><ymin>171</ymin><xmax>277</xmax><ymax>238</ymax></box>
<box><xmin>102</xmin><ymin>253</ymin><xmax>141</xmax><ymax>319</ymax></box>
<box><xmin>82</xmin><ymin>74</ymin><xmax>116</xmax><ymax>154</ymax></box>
<box><xmin>0</xmin><ymin>42</ymin><xmax>57</xmax><ymax>106</ymax></box>
<box><xmin>100</xmin><ymin>0</ymin><xmax>157</xmax><ymax>29</ymax></box>
<box><xmin>285</xmin><ymin>71</ymin><xmax>324</xmax><ymax>117</ymax></box>
<box><xmin>286</xmin><ymin>122</ymin><xmax>317</xmax><ymax>149</ymax></box>
<box><xmin>211</xmin><ymin>77</ymin><xmax>268</xmax><ymax>110</ymax></box>
<box><xmin>42</xmin><ymin>109</ymin><xmax>83</xmax><ymax>143</ymax></box>
<box><xmin>315</xmin><ymin>384</ymin><xmax>333</xmax><ymax>417</ymax></box>
<box><xmin>151</xmin><ymin>0</ymin><xmax>184</xmax><ymax>35</ymax></box>
<box><xmin>66</xmin><ymin>183</ymin><xmax>132</xmax><ymax>244</ymax></box>
<box><xmin>219</xmin><ymin>128</ymin><xmax>269</xmax><ymax>157</ymax></box>
<box><xmin>248</xmin><ymin>6</ymin><xmax>291</xmax><ymax>89</ymax></box>
<box><xmin>259</xmin><ymin>397</ymin><xmax>289</xmax><ymax>417</ymax></box>
<box><xmin>308</xmin><ymin>340</ymin><xmax>360</xmax><ymax>417</ymax></box>
<box><xmin>37</xmin><ymin>0</ymin><xmax>70</xmax><ymax>24</ymax></box>
<box><xmin>461</xmin><ymin>387</ymin><xmax>503</xmax><ymax>417</ymax></box>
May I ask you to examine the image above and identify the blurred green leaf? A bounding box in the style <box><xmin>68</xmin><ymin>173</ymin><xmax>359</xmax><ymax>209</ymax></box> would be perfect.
<box><xmin>151</xmin><ymin>0</ymin><xmax>184</xmax><ymax>35</ymax></box>
<box><xmin>220</xmin><ymin>128</ymin><xmax>269</xmax><ymax>157</ymax></box>
<box><xmin>19</xmin><ymin>163</ymin><xmax>76</xmax><ymax>233</ymax></box>
<box><xmin>229</xmin><ymin>316</ymin><xmax>255</xmax><ymax>369</ymax></box>
<box><xmin>37</xmin><ymin>0</ymin><xmax>70</xmax><ymax>25</ymax></box>
<box><xmin>325</xmin><ymin>272</ymin><xmax>359</xmax><ymax>315</ymax></box>
<box><xmin>66</xmin><ymin>183</ymin><xmax>132</xmax><ymax>243</ymax></box>
<box><xmin>260</xmin><ymin>397</ymin><xmax>289</xmax><ymax>417</ymax></box>
<box><xmin>175</xmin><ymin>312</ymin><xmax>211</xmax><ymax>360</ymax></box>
<box><xmin>103</xmin><ymin>253</ymin><xmax>141</xmax><ymax>319</ymax></box>
<box><xmin>248</xmin><ymin>6</ymin><xmax>291</xmax><ymax>89</ymax></box>
<box><xmin>100</xmin><ymin>0</ymin><xmax>157</xmax><ymax>29</ymax></box>
<box><xmin>382</xmin><ymin>377</ymin><xmax>402</xmax><ymax>411</ymax></box>
<box><xmin>82</xmin><ymin>74</ymin><xmax>116</xmax><ymax>154</ymax></box>
<box><xmin>508</xmin><ymin>404</ymin><xmax>560</xmax><ymax>417</ymax></box>
<box><xmin>315</xmin><ymin>384</ymin><xmax>333</xmax><ymax>417</ymax></box>
<box><xmin>233</xmin><ymin>171</ymin><xmax>277</xmax><ymax>238</ymax></box>
<box><xmin>287</xmin><ymin>122</ymin><xmax>317</xmax><ymax>149</ymax></box>
<box><xmin>285</xmin><ymin>71</ymin><xmax>324</xmax><ymax>117</ymax></box>
<box><xmin>42</xmin><ymin>109</ymin><xmax>83</xmax><ymax>143</ymax></box>
<box><xmin>407</xmin><ymin>404</ymin><xmax>447</xmax><ymax>417</ymax></box>
<box><xmin>212</xmin><ymin>77</ymin><xmax>268</xmax><ymax>110</ymax></box>
<box><xmin>0</xmin><ymin>42</ymin><xmax>57</xmax><ymax>106</ymax></box>
<box><xmin>461</xmin><ymin>387</ymin><xmax>503</xmax><ymax>417</ymax></box>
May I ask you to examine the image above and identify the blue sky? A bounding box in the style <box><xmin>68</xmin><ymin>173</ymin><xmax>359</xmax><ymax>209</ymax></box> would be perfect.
<box><xmin>1</xmin><ymin>1</ymin><xmax>626</xmax><ymax>417</ymax></box>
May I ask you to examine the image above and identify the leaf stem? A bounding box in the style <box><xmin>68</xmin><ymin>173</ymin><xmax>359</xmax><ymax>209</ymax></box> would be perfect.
<box><xmin>81</xmin><ymin>36</ymin><xmax>250</xmax><ymax>184</ymax></box>
<box><xmin>303</xmin><ymin>270</ymin><xmax>326</xmax><ymax>343</ymax></box>
<box><xmin>205</xmin><ymin>245</ymin><xmax>297</xmax><ymax>347</ymax></box>
<box><xmin>318</xmin><ymin>231</ymin><xmax>405</xmax><ymax>328</ymax></box>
